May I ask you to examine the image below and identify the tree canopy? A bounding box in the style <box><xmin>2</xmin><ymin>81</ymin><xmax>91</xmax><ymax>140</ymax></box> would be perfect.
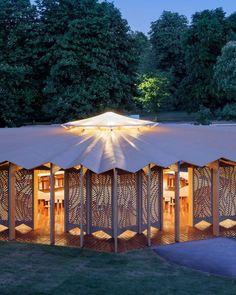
<box><xmin>181</xmin><ymin>8</ymin><xmax>230</xmax><ymax>111</ymax></box>
<box><xmin>135</xmin><ymin>73</ymin><xmax>170</xmax><ymax>112</ymax></box>
<box><xmin>0</xmin><ymin>0</ymin><xmax>139</xmax><ymax>126</ymax></box>
<box><xmin>0</xmin><ymin>2</ymin><xmax>236</xmax><ymax>126</ymax></box>
<box><xmin>214</xmin><ymin>41</ymin><xmax>236</xmax><ymax>103</ymax></box>
<box><xmin>149</xmin><ymin>11</ymin><xmax>188</xmax><ymax>107</ymax></box>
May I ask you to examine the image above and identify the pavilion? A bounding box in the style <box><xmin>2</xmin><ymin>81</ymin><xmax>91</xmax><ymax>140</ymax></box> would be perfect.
<box><xmin>0</xmin><ymin>111</ymin><xmax>236</xmax><ymax>252</ymax></box>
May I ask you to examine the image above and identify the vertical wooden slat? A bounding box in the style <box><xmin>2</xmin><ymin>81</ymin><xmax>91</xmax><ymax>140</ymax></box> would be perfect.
<box><xmin>188</xmin><ymin>167</ymin><xmax>194</xmax><ymax>227</ymax></box>
<box><xmin>147</xmin><ymin>165</ymin><xmax>151</xmax><ymax>246</ymax></box>
<box><xmin>212</xmin><ymin>161</ymin><xmax>220</xmax><ymax>236</ymax></box>
<box><xmin>64</xmin><ymin>170</ymin><xmax>69</xmax><ymax>232</ymax></box>
<box><xmin>50</xmin><ymin>163</ymin><xmax>55</xmax><ymax>245</ymax></box>
<box><xmin>8</xmin><ymin>163</ymin><xmax>17</xmax><ymax>241</ymax></box>
<box><xmin>159</xmin><ymin>168</ymin><xmax>164</xmax><ymax>231</ymax></box>
<box><xmin>86</xmin><ymin>170</ymin><xmax>91</xmax><ymax>235</ymax></box>
<box><xmin>112</xmin><ymin>168</ymin><xmax>118</xmax><ymax>253</ymax></box>
<box><xmin>33</xmin><ymin>170</ymin><xmax>38</xmax><ymax>230</ymax></box>
<box><xmin>137</xmin><ymin>170</ymin><xmax>142</xmax><ymax>234</ymax></box>
<box><xmin>80</xmin><ymin>166</ymin><xmax>84</xmax><ymax>247</ymax></box>
<box><xmin>174</xmin><ymin>163</ymin><xmax>180</xmax><ymax>242</ymax></box>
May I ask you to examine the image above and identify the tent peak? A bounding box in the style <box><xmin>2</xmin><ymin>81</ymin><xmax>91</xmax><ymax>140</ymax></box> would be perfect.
<box><xmin>63</xmin><ymin>111</ymin><xmax>157</xmax><ymax>129</ymax></box>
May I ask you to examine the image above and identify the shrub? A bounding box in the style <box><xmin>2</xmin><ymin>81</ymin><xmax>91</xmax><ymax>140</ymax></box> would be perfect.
<box><xmin>195</xmin><ymin>106</ymin><xmax>212</xmax><ymax>125</ymax></box>
<box><xmin>221</xmin><ymin>103</ymin><xmax>236</xmax><ymax>120</ymax></box>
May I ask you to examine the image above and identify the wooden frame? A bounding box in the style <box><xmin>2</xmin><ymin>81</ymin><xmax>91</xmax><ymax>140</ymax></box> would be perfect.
<box><xmin>8</xmin><ymin>163</ymin><xmax>17</xmax><ymax>241</ymax></box>
<box><xmin>112</xmin><ymin>168</ymin><xmax>118</xmax><ymax>253</ymax></box>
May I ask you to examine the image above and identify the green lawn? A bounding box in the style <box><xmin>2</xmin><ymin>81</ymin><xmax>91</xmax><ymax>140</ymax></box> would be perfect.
<box><xmin>0</xmin><ymin>241</ymin><xmax>235</xmax><ymax>295</ymax></box>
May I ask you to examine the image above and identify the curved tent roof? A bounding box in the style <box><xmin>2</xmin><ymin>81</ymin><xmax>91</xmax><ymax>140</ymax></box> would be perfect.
<box><xmin>0</xmin><ymin>112</ymin><xmax>236</xmax><ymax>173</ymax></box>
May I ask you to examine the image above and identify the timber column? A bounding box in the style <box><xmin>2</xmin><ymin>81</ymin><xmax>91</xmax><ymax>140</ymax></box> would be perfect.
<box><xmin>8</xmin><ymin>163</ymin><xmax>17</xmax><ymax>240</ymax></box>
<box><xmin>211</xmin><ymin>161</ymin><xmax>220</xmax><ymax>236</ymax></box>
<box><xmin>33</xmin><ymin>170</ymin><xmax>39</xmax><ymax>230</ymax></box>
<box><xmin>171</xmin><ymin>163</ymin><xmax>180</xmax><ymax>242</ymax></box>
<box><xmin>112</xmin><ymin>168</ymin><xmax>118</xmax><ymax>253</ymax></box>
<box><xmin>147</xmin><ymin>165</ymin><xmax>151</xmax><ymax>246</ymax></box>
<box><xmin>50</xmin><ymin>163</ymin><xmax>55</xmax><ymax>245</ymax></box>
<box><xmin>80</xmin><ymin>166</ymin><xmax>84</xmax><ymax>247</ymax></box>
<box><xmin>188</xmin><ymin>167</ymin><xmax>194</xmax><ymax>227</ymax></box>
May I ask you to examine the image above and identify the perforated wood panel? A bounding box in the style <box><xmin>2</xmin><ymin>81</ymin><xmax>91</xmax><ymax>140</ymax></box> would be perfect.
<box><xmin>117</xmin><ymin>171</ymin><xmax>137</xmax><ymax>234</ymax></box>
<box><xmin>15</xmin><ymin>169</ymin><xmax>34</xmax><ymax>227</ymax></box>
<box><xmin>142</xmin><ymin>171</ymin><xmax>148</xmax><ymax>226</ymax></box>
<box><xmin>142</xmin><ymin>167</ymin><xmax>161</xmax><ymax>230</ymax></box>
<box><xmin>193</xmin><ymin>167</ymin><xmax>212</xmax><ymax>224</ymax></box>
<box><xmin>90</xmin><ymin>172</ymin><xmax>112</xmax><ymax>235</ymax></box>
<box><xmin>150</xmin><ymin>168</ymin><xmax>161</xmax><ymax>227</ymax></box>
<box><xmin>0</xmin><ymin>169</ymin><xmax>8</xmax><ymax>226</ymax></box>
<box><xmin>66</xmin><ymin>169</ymin><xmax>86</xmax><ymax>231</ymax></box>
<box><xmin>219</xmin><ymin>166</ymin><xmax>236</xmax><ymax>221</ymax></box>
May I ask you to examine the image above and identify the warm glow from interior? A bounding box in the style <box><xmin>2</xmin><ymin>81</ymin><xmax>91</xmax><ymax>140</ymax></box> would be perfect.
<box><xmin>62</xmin><ymin>111</ymin><xmax>157</xmax><ymax>131</ymax></box>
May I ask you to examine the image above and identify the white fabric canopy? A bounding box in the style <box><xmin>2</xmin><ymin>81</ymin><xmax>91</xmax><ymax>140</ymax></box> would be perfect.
<box><xmin>63</xmin><ymin>111</ymin><xmax>157</xmax><ymax>128</ymax></box>
<box><xmin>1</xmin><ymin>112</ymin><xmax>236</xmax><ymax>173</ymax></box>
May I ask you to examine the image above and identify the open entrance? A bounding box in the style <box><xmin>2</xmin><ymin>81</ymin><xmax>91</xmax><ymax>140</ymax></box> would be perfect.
<box><xmin>161</xmin><ymin>166</ymin><xmax>216</xmax><ymax>243</ymax></box>
<box><xmin>37</xmin><ymin>170</ymin><xmax>65</xmax><ymax>244</ymax></box>
<box><xmin>162</xmin><ymin>168</ymin><xmax>189</xmax><ymax>241</ymax></box>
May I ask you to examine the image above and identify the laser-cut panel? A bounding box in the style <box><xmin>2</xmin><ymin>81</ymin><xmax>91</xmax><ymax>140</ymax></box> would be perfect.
<box><xmin>66</xmin><ymin>169</ymin><xmax>86</xmax><ymax>231</ymax></box>
<box><xmin>117</xmin><ymin>171</ymin><xmax>137</xmax><ymax>234</ymax></box>
<box><xmin>90</xmin><ymin>171</ymin><xmax>112</xmax><ymax>235</ymax></box>
<box><xmin>0</xmin><ymin>169</ymin><xmax>8</xmax><ymax>226</ymax></box>
<box><xmin>15</xmin><ymin>169</ymin><xmax>33</xmax><ymax>227</ymax></box>
<box><xmin>193</xmin><ymin>167</ymin><xmax>212</xmax><ymax>225</ymax></box>
<box><xmin>219</xmin><ymin>165</ymin><xmax>236</xmax><ymax>221</ymax></box>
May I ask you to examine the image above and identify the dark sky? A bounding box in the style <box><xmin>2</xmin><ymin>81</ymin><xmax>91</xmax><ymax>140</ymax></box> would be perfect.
<box><xmin>108</xmin><ymin>0</ymin><xmax>235</xmax><ymax>34</ymax></box>
<box><xmin>31</xmin><ymin>0</ymin><xmax>235</xmax><ymax>34</ymax></box>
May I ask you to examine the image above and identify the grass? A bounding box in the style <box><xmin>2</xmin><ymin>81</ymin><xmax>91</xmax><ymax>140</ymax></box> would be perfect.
<box><xmin>0</xmin><ymin>241</ymin><xmax>235</xmax><ymax>295</ymax></box>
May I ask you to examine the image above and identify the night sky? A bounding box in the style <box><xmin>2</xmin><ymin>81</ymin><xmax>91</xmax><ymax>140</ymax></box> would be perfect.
<box><xmin>108</xmin><ymin>0</ymin><xmax>235</xmax><ymax>34</ymax></box>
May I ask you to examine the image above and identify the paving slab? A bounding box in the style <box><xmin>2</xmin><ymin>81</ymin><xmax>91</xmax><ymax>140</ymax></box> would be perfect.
<box><xmin>153</xmin><ymin>238</ymin><xmax>236</xmax><ymax>278</ymax></box>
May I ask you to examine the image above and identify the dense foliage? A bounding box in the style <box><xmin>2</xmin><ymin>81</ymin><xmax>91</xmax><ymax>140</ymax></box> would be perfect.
<box><xmin>214</xmin><ymin>41</ymin><xmax>236</xmax><ymax>103</ymax></box>
<box><xmin>0</xmin><ymin>0</ymin><xmax>139</xmax><ymax>126</ymax></box>
<box><xmin>150</xmin><ymin>11</ymin><xmax>188</xmax><ymax>108</ymax></box>
<box><xmin>0</xmin><ymin>2</ymin><xmax>235</xmax><ymax>126</ymax></box>
<box><xmin>149</xmin><ymin>9</ymin><xmax>236</xmax><ymax>114</ymax></box>
<box><xmin>135</xmin><ymin>73</ymin><xmax>170</xmax><ymax>112</ymax></box>
<box><xmin>180</xmin><ymin>8</ymin><xmax>230</xmax><ymax>111</ymax></box>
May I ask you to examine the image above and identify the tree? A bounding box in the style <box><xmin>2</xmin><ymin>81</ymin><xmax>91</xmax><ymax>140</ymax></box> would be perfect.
<box><xmin>149</xmin><ymin>11</ymin><xmax>188</xmax><ymax>107</ymax></box>
<box><xmin>226</xmin><ymin>12</ymin><xmax>236</xmax><ymax>41</ymax></box>
<box><xmin>130</xmin><ymin>31</ymin><xmax>156</xmax><ymax>75</ymax></box>
<box><xmin>0</xmin><ymin>0</ymin><xmax>38</xmax><ymax>126</ymax></box>
<box><xmin>181</xmin><ymin>8</ymin><xmax>229</xmax><ymax>111</ymax></box>
<box><xmin>214</xmin><ymin>41</ymin><xmax>236</xmax><ymax>104</ymax></box>
<box><xmin>35</xmin><ymin>0</ymin><xmax>139</xmax><ymax>122</ymax></box>
<box><xmin>135</xmin><ymin>73</ymin><xmax>170</xmax><ymax>112</ymax></box>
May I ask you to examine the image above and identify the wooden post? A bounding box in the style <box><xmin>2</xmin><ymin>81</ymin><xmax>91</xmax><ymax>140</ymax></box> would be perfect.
<box><xmin>147</xmin><ymin>165</ymin><xmax>151</xmax><ymax>246</ymax></box>
<box><xmin>174</xmin><ymin>163</ymin><xmax>180</xmax><ymax>242</ymax></box>
<box><xmin>8</xmin><ymin>163</ymin><xmax>17</xmax><ymax>241</ymax></box>
<box><xmin>80</xmin><ymin>166</ymin><xmax>84</xmax><ymax>247</ymax></box>
<box><xmin>211</xmin><ymin>161</ymin><xmax>220</xmax><ymax>236</ymax></box>
<box><xmin>64</xmin><ymin>170</ymin><xmax>69</xmax><ymax>233</ymax></box>
<box><xmin>112</xmin><ymin>168</ymin><xmax>118</xmax><ymax>253</ymax></box>
<box><xmin>50</xmin><ymin>163</ymin><xmax>55</xmax><ymax>245</ymax></box>
<box><xmin>159</xmin><ymin>168</ymin><xmax>164</xmax><ymax>231</ymax></box>
<box><xmin>33</xmin><ymin>170</ymin><xmax>39</xmax><ymax>230</ymax></box>
<box><xmin>137</xmin><ymin>170</ymin><xmax>142</xmax><ymax>234</ymax></box>
<box><xmin>86</xmin><ymin>170</ymin><xmax>91</xmax><ymax>235</ymax></box>
<box><xmin>188</xmin><ymin>167</ymin><xmax>194</xmax><ymax>227</ymax></box>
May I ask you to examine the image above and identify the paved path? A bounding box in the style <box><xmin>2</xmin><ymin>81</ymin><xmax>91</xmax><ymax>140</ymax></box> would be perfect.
<box><xmin>153</xmin><ymin>238</ymin><xmax>236</xmax><ymax>278</ymax></box>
